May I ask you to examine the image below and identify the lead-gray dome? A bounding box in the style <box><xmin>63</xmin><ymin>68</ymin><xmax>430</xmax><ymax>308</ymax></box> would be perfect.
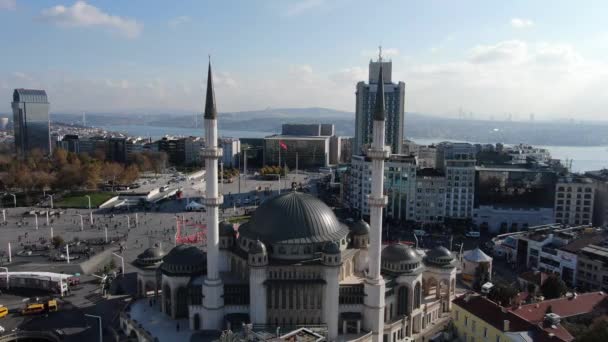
<box><xmin>350</xmin><ymin>220</ymin><xmax>370</xmax><ymax>236</ymax></box>
<box><xmin>425</xmin><ymin>246</ymin><xmax>456</xmax><ymax>267</ymax></box>
<box><xmin>239</xmin><ymin>192</ymin><xmax>349</xmax><ymax>244</ymax></box>
<box><xmin>382</xmin><ymin>244</ymin><xmax>421</xmax><ymax>263</ymax></box>
<box><xmin>135</xmin><ymin>246</ymin><xmax>165</xmax><ymax>267</ymax></box>
<box><xmin>161</xmin><ymin>244</ymin><xmax>206</xmax><ymax>275</ymax></box>
<box><xmin>249</xmin><ymin>240</ymin><xmax>267</xmax><ymax>255</ymax></box>
<box><xmin>323</xmin><ymin>241</ymin><xmax>341</xmax><ymax>255</ymax></box>
<box><xmin>220</xmin><ymin>221</ymin><xmax>235</xmax><ymax>236</ymax></box>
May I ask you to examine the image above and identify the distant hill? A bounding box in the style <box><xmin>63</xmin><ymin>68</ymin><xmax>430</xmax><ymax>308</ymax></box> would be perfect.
<box><xmin>50</xmin><ymin>108</ymin><xmax>608</xmax><ymax>146</ymax></box>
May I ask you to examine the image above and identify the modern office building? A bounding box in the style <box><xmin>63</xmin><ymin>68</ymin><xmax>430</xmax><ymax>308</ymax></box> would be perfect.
<box><xmin>349</xmin><ymin>154</ymin><xmax>417</xmax><ymax>219</ymax></box>
<box><xmin>443</xmin><ymin>145</ymin><xmax>476</xmax><ymax>219</ymax></box>
<box><xmin>586</xmin><ymin>169</ymin><xmax>608</xmax><ymax>227</ymax></box>
<box><xmin>264</xmin><ymin>135</ymin><xmax>330</xmax><ymax>169</ymax></box>
<box><xmin>554</xmin><ymin>176</ymin><xmax>595</xmax><ymax>226</ymax></box>
<box><xmin>282</xmin><ymin>123</ymin><xmax>335</xmax><ymax>137</ymax></box>
<box><xmin>416</xmin><ymin>145</ymin><xmax>438</xmax><ymax>169</ymax></box>
<box><xmin>354</xmin><ymin>55</ymin><xmax>405</xmax><ymax>155</ymax></box>
<box><xmin>220</xmin><ymin>137</ymin><xmax>241</xmax><ymax>168</ymax></box>
<box><xmin>414</xmin><ymin>169</ymin><xmax>446</xmax><ymax>225</ymax></box>
<box><xmin>11</xmin><ymin>88</ymin><xmax>51</xmax><ymax>156</ymax></box>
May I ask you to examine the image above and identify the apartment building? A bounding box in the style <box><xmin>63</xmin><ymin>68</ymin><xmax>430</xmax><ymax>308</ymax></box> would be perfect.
<box><xmin>555</xmin><ymin>176</ymin><xmax>596</xmax><ymax>226</ymax></box>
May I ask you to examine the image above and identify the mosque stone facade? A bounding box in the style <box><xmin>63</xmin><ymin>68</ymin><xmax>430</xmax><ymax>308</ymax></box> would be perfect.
<box><xmin>127</xmin><ymin>62</ymin><xmax>456</xmax><ymax>342</ymax></box>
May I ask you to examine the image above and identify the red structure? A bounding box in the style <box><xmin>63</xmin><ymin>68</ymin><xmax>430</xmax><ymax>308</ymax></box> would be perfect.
<box><xmin>175</xmin><ymin>218</ymin><xmax>207</xmax><ymax>244</ymax></box>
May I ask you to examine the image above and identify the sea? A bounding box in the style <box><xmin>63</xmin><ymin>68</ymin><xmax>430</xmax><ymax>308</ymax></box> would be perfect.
<box><xmin>97</xmin><ymin>125</ymin><xmax>608</xmax><ymax>173</ymax></box>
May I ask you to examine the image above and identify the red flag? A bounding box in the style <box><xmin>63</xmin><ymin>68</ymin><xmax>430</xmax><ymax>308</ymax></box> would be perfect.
<box><xmin>279</xmin><ymin>141</ymin><xmax>288</xmax><ymax>150</ymax></box>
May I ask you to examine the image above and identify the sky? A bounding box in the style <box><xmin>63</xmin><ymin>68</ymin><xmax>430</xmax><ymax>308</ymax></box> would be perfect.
<box><xmin>1</xmin><ymin>0</ymin><xmax>608</xmax><ymax>121</ymax></box>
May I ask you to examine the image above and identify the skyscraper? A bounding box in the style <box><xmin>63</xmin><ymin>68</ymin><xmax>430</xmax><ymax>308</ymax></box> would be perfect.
<box><xmin>11</xmin><ymin>89</ymin><xmax>51</xmax><ymax>156</ymax></box>
<box><xmin>354</xmin><ymin>51</ymin><xmax>405</xmax><ymax>156</ymax></box>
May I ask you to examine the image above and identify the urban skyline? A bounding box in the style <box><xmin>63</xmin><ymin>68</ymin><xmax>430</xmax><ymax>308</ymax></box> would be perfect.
<box><xmin>1</xmin><ymin>1</ymin><xmax>608</xmax><ymax>120</ymax></box>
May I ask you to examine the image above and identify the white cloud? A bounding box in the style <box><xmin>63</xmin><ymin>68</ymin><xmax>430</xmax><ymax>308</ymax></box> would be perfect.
<box><xmin>0</xmin><ymin>0</ymin><xmax>16</xmax><ymax>10</ymax></box>
<box><xmin>285</xmin><ymin>0</ymin><xmax>325</xmax><ymax>16</ymax></box>
<box><xmin>3</xmin><ymin>39</ymin><xmax>608</xmax><ymax>120</ymax></box>
<box><xmin>469</xmin><ymin>40</ymin><xmax>528</xmax><ymax>64</ymax></box>
<box><xmin>511</xmin><ymin>18</ymin><xmax>534</xmax><ymax>29</ymax></box>
<box><xmin>40</xmin><ymin>1</ymin><xmax>142</xmax><ymax>39</ymax></box>
<box><xmin>168</xmin><ymin>16</ymin><xmax>191</xmax><ymax>28</ymax></box>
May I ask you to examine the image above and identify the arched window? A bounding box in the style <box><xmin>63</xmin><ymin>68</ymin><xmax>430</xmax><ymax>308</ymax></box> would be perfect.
<box><xmin>414</xmin><ymin>282</ymin><xmax>422</xmax><ymax>308</ymax></box>
<box><xmin>397</xmin><ymin>286</ymin><xmax>409</xmax><ymax>315</ymax></box>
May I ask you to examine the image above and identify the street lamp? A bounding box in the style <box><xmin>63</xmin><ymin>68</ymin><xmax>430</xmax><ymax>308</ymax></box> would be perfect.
<box><xmin>112</xmin><ymin>252</ymin><xmax>125</xmax><ymax>277</ymax></box>
<box><xmin>84</xmin><ymin>314</ymin><xmax>103</xmax><ymax>342</ymax></box>
<box><xmin>125</xmin><ymin>215</ymin><xmax>130</xmax><ymax>229</ymax></box>
<box><xmin>85</xmin><ymin>195</ymin><xmax>91</xmax><ymax>209</ymax></box>
<box><xmin>47</xmin><ymin>194</ymin><xmax>54</xmax><ymax>209</ymax></box>
<box><xmin>76</xmin><ymin>214</ymin><xmax>84</xmax><ymax>231</ymax></box>
<box><xmin>33</xmin><ymin>213</ymin><xmax>38</xmax><ymax>230</ymax></box>
<box><xmin>0</xmin><ymin>267</ymin><xmax>8</xmax><ymax>289</ymax></box>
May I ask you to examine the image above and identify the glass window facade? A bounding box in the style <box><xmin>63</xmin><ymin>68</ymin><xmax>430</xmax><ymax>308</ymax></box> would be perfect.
<box><xmin>12</xmin><ymin>89</ymin><xmax>51</xmax><ymax>156</ymax></box>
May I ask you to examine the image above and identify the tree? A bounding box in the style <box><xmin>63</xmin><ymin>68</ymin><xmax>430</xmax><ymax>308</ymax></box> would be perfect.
<box><xmin>473</xmin><ymin>263</ymin><xmax>491</xmax><ymax>291</ymax></box>
<box><xmin>120</xmin><ymin>164</ymin><xmax>139</xmax><ymax>185</ymax></box>
<box><xmin>541</xmin><ymin>275</ymin><xmax>567</xmax><ymax>299</ymax></box>
<box><xmin>52</xmin><ymin>148</ymin><xmax>68</xmax><ymax>168</ymax></box>
<box><xmin>51</xmin><ymin>236</ymin><xmax>64</xmax><ymax>249</ymax></box>
<box><xmin>102</xmin><ymin>162</ymin><xmax>124</xmax><ymax>190</ymax></box>
<box><xmin>83</xmin><ymin>162</ymin><xmax>101</xmax><ymax>190</ymax></box>
<box><xmin>488</xmin><ymin>283</ymin><xmax>519</xmax><ymax>306</ymax></box>
<box><xmin>527</xmin><ymin>282</ymin><xmax>537</xmax><ymax>296</ymax></box>
<box><xmin>577</xmin><ymin>320</ymin><xmax>608</xmax><ymax>342</ymax></box>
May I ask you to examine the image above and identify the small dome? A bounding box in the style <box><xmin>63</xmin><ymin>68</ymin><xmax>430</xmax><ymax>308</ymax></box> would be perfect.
<box><xmin>220</xmin><ymin>221</ymin><xmax>235</xmax><ymax>236</ymax></box>
<box><xmin>382</xmin><ymin>244</ymin><xmax>421</xmax><ymax>263</ymax></box>
<box><xmin>323</xmin><ymin>241</ymin><xmax>341</xmax><ymax>255</ymax></box>
<box><xmin>137</xmin><ymin>246</ymin><xmax>165</xmax><ymax>260</ymax></box>
<box><xmin>249</xmin><ymin>240</ymin><xmax>267</xmax><ymax>255</ymax></box>
<box><xmin>427</xmin><ymin>246</ymin><xmax>453</xmax><ymax>259</ymax></box>
<box><xmin>350</xmin><ymin>220</ymin><xmax>370</xmax><ymax>236</ymax></box>
<box><xmin>425</xmin><ymin>246</ymin><xmax>456</xmax><ymax>267</ymax></box>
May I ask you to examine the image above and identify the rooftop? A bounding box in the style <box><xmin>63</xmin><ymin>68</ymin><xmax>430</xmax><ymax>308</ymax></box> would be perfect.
<box><xmin>519</xmin><ymin>271</ymin><xmax>550</xmax><ymax>287</ymax></box>
<box><xmin>558</xmin><ymin>232</ymin><xmax>607</xmax><ymax>253</ymax></box>
<box><xmin>453</xmin><ymin>295</ymin><xmax>531</xmax><ymax>332</ymax></box>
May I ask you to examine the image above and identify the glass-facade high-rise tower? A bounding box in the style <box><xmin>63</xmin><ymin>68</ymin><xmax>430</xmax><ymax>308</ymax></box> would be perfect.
<box><xmin>353</xmin><ymin>56</ymin><xmax>405</xmax><ymax>156</ymax></box>
<box><xmin>12</xmin><ymin>89</ymin><xmax>51</xmax><ymax>156</ymax></box>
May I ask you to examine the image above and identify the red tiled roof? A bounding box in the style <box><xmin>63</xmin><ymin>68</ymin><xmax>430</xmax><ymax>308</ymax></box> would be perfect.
<box><xmin>453</xmin><ymin>295</ymin><xmax>532</xmax><ymax>332</ymax></box>
<box><xmin>509</xmin><ymin>292</ymin><xmax>608</xmax><ymax>342</ymax></box>
<box><xmin>510</xmin><ymin>291</ymin><xmax>608</xmax><ymax>323</ymax></box>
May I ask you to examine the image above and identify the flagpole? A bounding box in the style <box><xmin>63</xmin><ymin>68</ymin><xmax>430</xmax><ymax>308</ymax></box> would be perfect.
<box><xmin>278</xmin><ymin>140</ymin><xmax>281</xmax><ymax>169</ymax></box>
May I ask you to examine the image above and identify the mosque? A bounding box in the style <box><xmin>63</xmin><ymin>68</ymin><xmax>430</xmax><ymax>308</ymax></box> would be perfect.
<box><xmin>124</xmin><ymin>61</ymin><xmax>457</xmax><ymax>342</ymax></box>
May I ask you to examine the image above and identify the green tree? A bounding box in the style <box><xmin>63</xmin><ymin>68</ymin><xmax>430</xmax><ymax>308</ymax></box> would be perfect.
<box><xmin>488</xmin><ymin>283</ymin><xmax>519</xmax><ymax>306</ymax></box>
<box><xmin>576</xmin><ymin>320</ymin><xmax>608</xmax><ymax>342</ymax></box>
<box><xmin>541</xmin><ymin>275</ymin><xmax>567</xmax><ymax>299</ymax></box>
<box><xmin>51</xmin><ymin>236</ymin><xmax>64</xmax><ymax>249</ymax></box>
<box><xmin>473</xmin><ymin>263</ymin><xmax>491</xmax><ymax>291</ymax></box>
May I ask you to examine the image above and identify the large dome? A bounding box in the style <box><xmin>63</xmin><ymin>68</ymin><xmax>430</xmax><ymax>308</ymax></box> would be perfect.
<box><xmin>239</xmin><ymin>191</ymin><xmax>349</xmax><ymax>245</ymax></box>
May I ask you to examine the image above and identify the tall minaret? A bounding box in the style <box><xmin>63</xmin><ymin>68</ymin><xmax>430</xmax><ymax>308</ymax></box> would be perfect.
<box><xmin>363</xmin><ymin>65</ymin><xmax>390</xmax><ymax>342</ymax></box>
<box><xmin>201</xmin><ymin>58</ymin><xmax>225</xmax><ymax>329</ymax></box>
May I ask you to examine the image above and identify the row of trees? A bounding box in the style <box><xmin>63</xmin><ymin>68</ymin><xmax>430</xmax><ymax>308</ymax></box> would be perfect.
<box><xmin>0</xmin><ymin>148</ymin><xmax>167</xmax><ymax>192</ymax></box>
<box><xmin>259</xmin><ymin>165</ymin><xmax>288</xmax><ymax>177</ymax></box>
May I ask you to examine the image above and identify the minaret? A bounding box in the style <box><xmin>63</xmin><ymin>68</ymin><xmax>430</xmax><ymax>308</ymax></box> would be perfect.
<box><xmin>200</xmin><ymin>58</ymin><xmax>225</xmax><ymax>329</ymax></box>
<box><xmin>363</xmin><ymin>64</ymin><xmax>390</xmax><ymax>342</ymax></box>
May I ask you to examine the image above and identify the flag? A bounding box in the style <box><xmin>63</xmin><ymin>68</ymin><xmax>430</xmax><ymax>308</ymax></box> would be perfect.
<box><xmin>279</xmin><ymin>141</ymin><xmax>288</xmax><ymax>150</ymax></box>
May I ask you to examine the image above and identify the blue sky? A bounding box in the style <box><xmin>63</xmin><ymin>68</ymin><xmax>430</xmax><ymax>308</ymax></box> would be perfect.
<box><xmin>1</xmin><ymin>0</ymin><xmax>607</xmax><ymax>120</ymax></box>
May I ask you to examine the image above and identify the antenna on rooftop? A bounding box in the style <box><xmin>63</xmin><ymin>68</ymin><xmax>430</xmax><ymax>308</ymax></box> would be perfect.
<box><xmin>378</xmin><ymin>45</ymin><xmax>383</xmax><ymax>62</ymax></box>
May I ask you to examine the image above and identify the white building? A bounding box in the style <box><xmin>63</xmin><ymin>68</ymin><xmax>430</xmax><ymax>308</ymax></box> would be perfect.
<box><xmin>555</xmin><ymin>175</ymin><xmax>596</xmax><ymax>226</ymax></box>
<box><xmin>349</xmin><ymin>154</ymin><xmax>416</xmax><ymax>219</ymax></box>
<box><xmin>445</xmin><ymin>156</ymin><xmax>476</xmax><ymax>219</ymax></box>
<box><xmin>220</xmin><ymin>137</ymin><xmax>240</xmax><ymax>168</ymax></box>
<box><xmin>414</xmin><ymin>169</ymin><xmax>446</xmax><ymax>225</ymax></box>
<box><xmin>473</xmin><ymin>206</ymin><xmax>554</xmax><ymax>233</ymax></box>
